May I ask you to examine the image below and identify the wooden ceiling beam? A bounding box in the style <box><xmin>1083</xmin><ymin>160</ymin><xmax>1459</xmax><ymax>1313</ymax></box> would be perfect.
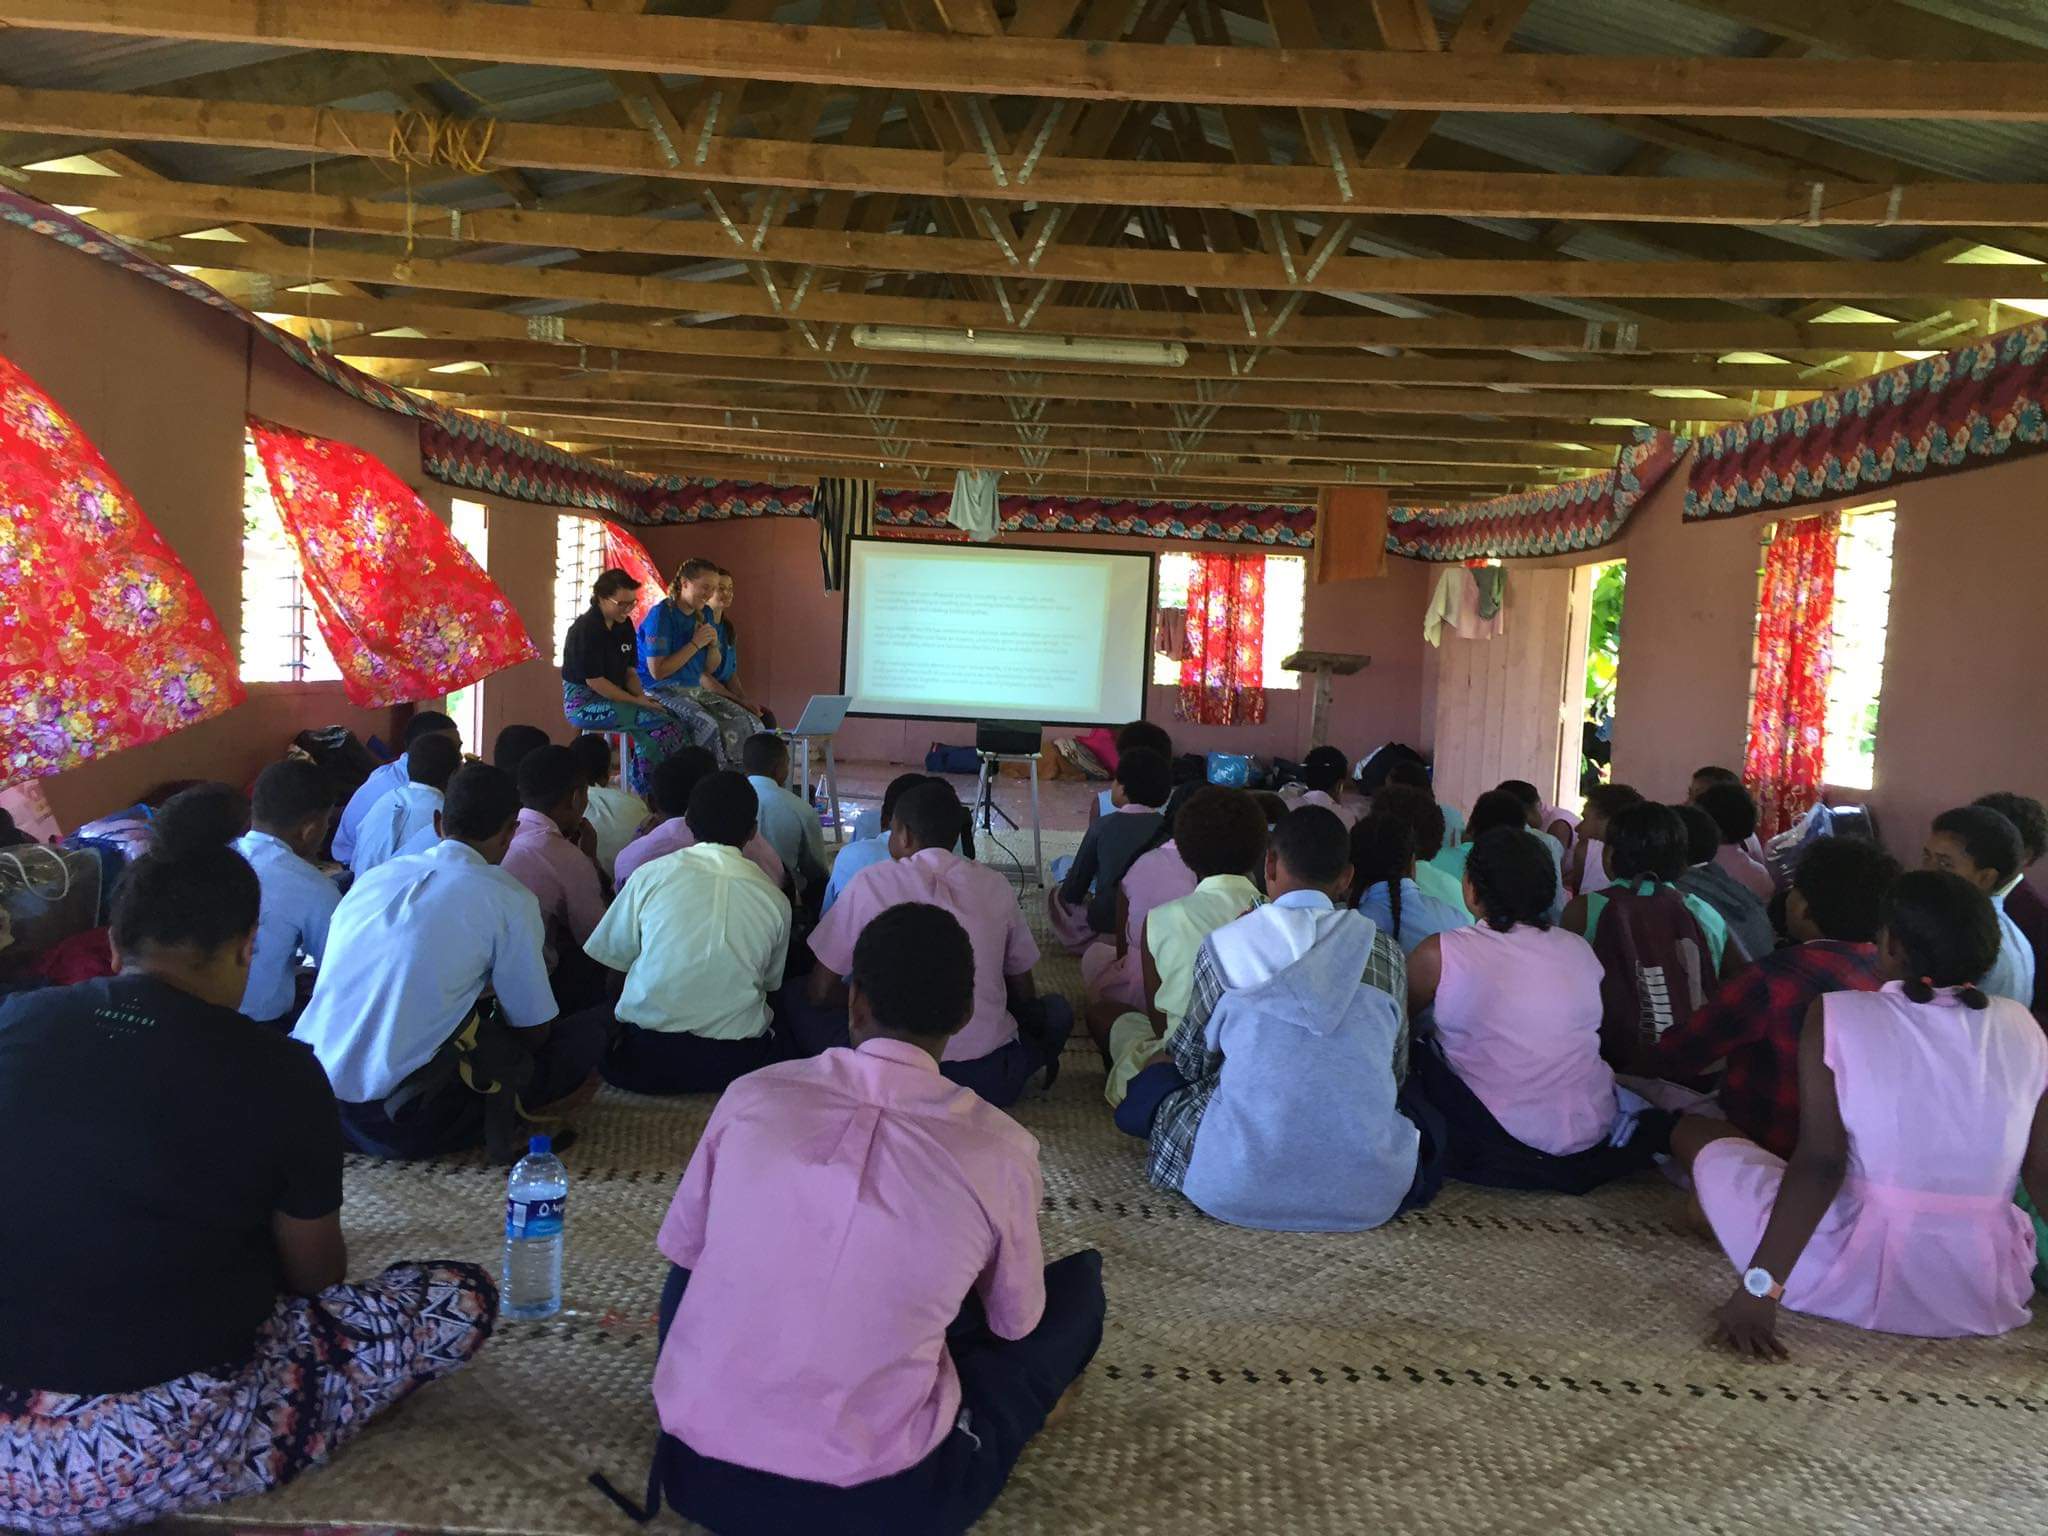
<box><xmin>11</xmin><ymin>0</ymin><xmax>2040</xmax><ymax>117</ymax></box>
<box><xmin>14</xmin><ymin>86</ymin><xmax>2048</xmax><ymax>230</ymax></box>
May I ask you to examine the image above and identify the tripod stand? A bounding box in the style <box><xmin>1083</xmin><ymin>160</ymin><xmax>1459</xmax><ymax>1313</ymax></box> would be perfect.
<box><xmin>971</xmin><ymin>751</ymin><xmax>1045</xmax><ymax>889</ymax></box>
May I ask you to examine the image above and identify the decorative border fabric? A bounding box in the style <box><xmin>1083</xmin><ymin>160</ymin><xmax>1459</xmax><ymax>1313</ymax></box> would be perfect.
<box><xmin>1686</xmin><ymin>321</ymin><xmax>2048</xmax><ymax>520</ymax></box>
<box><xmin>1</xmin><ymin>352</ymin><xmax>245</xmax><ymax>789</ymax></box>
<box><xmin>1386</xmin><ymin>430</ymin><xmax>1688</xmax><ymax>562</ymax></box>
<box><xmin>602</xmin><ymin>522</ymin><xmax>667</xmax><ymax>628</ymax></box>
<box><xmin>875</xmin><ymin>490</ymin><xmax>1317</xmax><ymax>546</ymax></box>
<box><xmin>1743</xmin><ymin>515</ymin><xmax>1840</xmax><ymax>838</ymax></box>
<box><xmin>248</xmin><ymin>419</ymin><xmax>540</xmax><ymax>708</ymax></box>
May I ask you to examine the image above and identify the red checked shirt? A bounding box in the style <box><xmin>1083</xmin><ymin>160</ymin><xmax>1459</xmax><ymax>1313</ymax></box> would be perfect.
<box><xmin>1645</xmin><ymin>939</ymin><xmax>1884</xmax><ymax>1159</ymax></box>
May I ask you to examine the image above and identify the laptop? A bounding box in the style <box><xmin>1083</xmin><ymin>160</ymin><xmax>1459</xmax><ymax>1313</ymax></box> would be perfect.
<box><xmin>783</xmin><ymin>694</ymin><xmax>852</xmax><ymax>738</ymax></box>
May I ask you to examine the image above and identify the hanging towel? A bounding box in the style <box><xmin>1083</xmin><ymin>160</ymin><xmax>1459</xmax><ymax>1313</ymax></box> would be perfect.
<box><xmin>815</xmin><ymin>476</ymin><xmax>875</xmax><ymax>591</ymax></box>
<box><xmin>1422</xmin><ymin>567</ymin><xmax>1463</xmax><ymax>647</ymax></box>
<box><xmin>1473</xmin><ymin>566</ymin><xmax>1506</xmax><ymax>620</ymax></box>
<box><xmin>949</xmin><ymin>468</ymin><xmax>1001</xmax><ymax>542</ymax></box>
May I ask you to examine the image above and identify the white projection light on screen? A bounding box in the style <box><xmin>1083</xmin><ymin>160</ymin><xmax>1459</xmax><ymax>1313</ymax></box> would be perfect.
<box><xmin>841</xmin><ymin>540</ymin><xmax>1154</xmax><ymax>726</ymax></box>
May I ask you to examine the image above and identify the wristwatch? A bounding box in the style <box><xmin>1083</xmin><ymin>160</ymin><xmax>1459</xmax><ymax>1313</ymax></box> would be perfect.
<box><xmin>1742</xmin><ymin>1266</ymin><xmax>1785</xmax><ymax>1301</ymax></box>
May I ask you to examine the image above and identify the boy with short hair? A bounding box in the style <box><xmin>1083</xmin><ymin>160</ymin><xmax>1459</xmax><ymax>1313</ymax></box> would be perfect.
<box><xmin>234</xmin><ymin>759</ymin><xmax>340</xmax><ymax>1029</ymax></box>
<box><xmin>615</xmin><ymin>748</ymin><xmax>784</xmax><ymax>891</ymax></box>
<box><xmin>348</xmin><ymin>733</ymin><xmax>462</xmax><ymax>874</ymax></box>
<box><xmin>1696</xmin><ymin>781</ymin><xmax>1775</xmax><ymax>902</ymax></box>
<box><xmin>1645</xmin><ymin>836</ymin><xmax>1899</xmax><ymax>1157</ymax></box>
<box><xmin>1974</xmin><ymin>791</ymin><xmax>2048</xmax><ymax>1021</ymax></box>
<box><xmin>1925</xmin><ymin>804</ymin><xmax>2037</xmax><ymax>1007</ymax></box>
<box><xmin>503</xmin><ymin>745</ymin><xmax>610</xmax><ymax>1010</ymax></box>
<box><xmin>822</xmin><ymin>772</ymin><xmax>930</xmax><ymax>915</ymax></box>
<box><xmin>570</xmin><ymin>732</ymin><xmax>647</xmax><ymax>874</ymax></box>
<box><xmin>743</xmin><ymin>732</ymin><xmax>830</xmax><ymax>898</ymax></box>
<box><xmin>647</xmin><ymin>901</ymin><xmax>1104</xmax><ymax>1535</ymax></box>
<box><xmin>332</xmin><ymin>710</ymin><xmax>459</xmax><ymax>866</ymax></box>
<box><xmin>805</xmin><ymin>781</ymin><xmax>1070</xmax><ymax>1107</ymax></box>
<box><xmin>1295</xmin><ymin>746</ymin><xmax>1359</xmax><ymax>829</ymax></box>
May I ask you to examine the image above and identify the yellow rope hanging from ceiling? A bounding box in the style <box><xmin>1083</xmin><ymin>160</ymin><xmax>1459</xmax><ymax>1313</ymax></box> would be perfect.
<box><xmin>388</xmin><ymin>110</ymin><xmax>500</xmax><ymax>176</ymax></box>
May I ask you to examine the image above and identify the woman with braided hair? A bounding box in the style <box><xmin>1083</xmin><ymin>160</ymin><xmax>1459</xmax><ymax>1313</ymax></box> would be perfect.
<box><xmin>1406</xmin><ymin>827</ymin><xmax>1670</xmax><ymax>1195</ymax></box>
<box><xmin>1673</xmin><ymin>869</ymin><xmax>2048</xmax><ymax>1358</ymax></box>
<box><xmin>1349</xmin><ymin>811</ymin><xmax>1468</xmax><ymax>955</ymax></box>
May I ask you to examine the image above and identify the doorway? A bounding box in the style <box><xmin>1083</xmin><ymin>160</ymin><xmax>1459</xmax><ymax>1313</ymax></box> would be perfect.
<box><xmin>1560</xmin><ymin>559</ymin><xmax>1626</xmax><ymax>810</ymax></box>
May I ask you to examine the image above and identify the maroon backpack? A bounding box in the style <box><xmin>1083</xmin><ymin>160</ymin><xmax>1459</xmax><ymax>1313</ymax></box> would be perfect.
<box><xmin>1591</xmin><ymin>881</ymin><xmax>1711</xmax><ymax>1069</ymax></box>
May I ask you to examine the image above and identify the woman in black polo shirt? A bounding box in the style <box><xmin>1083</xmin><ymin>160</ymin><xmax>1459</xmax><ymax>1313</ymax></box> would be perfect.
<box><xmin>561</xmin><ymin>567</ymin><xmax>714</xmax><ymax>796</ymax></box>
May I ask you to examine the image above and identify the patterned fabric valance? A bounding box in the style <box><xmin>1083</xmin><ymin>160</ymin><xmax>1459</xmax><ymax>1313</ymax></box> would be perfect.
<box><xmin>1386</xmin><ymin>430</ymin><xmax>1689</xmax><ymax>562</ymax></box>
<box><xmin>875</xmin><ymin>490</ymin><xmax>1317</xmax><ymax>546</ymax></box>
<box><xmin>2</xmin><ymin>352</ymin><xmax>244</xmax><ymax>789</ymax></box>
<box><xmin>1685</xmin><ymin>320</ymin><xmax>2048</xmax><ymax>520</ymax></box>
<box><xmin>249</xmin><ymin>420</ymin><xmax>540</xmax><ymax>708</ymax></box>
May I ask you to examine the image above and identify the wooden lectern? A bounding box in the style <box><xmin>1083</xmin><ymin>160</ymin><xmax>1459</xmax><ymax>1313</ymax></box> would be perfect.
<box><xmin>1282</xmin><ymin>650</ymin><xmax>1370</xmax><ymax>749</ymax></box>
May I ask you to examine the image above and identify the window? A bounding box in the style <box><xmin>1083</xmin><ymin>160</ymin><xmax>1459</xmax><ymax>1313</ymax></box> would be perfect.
<box><xmin>554</xmin><ymin>513</ymin><xmax>610</xmax><ymax>663</ymax></box>
<box><xmin>239</xmin><ymin>432</ymin><xmax>341</xmax><ymax>683</ymax></box>
<box><xmin>444</xmin><ymin>499</ymin><xmax>490</xmax><ymax>746</ymax></box>
<box><xmin>1822</xmin><ymin>503</ymin><xmax>1896</xmax><ymax>791</ymax></box>
<box><xmin>1151</xmin><ymin>551</ymin><xmax>1306</xmax><ymax>689</ymax></box>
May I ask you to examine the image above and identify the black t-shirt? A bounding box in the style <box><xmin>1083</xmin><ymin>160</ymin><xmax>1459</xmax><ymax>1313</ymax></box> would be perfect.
<box><xmin>562</xmin><ymin>604</ymin><xmax>636</xmax><ymax>687</ymax></box>
<box><xmin>0</xmin><ymin>974</ymin><xmax>343</xmax><ymax>1393</ymax></box>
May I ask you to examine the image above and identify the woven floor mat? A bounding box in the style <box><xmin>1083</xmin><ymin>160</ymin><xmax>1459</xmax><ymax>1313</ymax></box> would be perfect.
<box><xmin>173</xmin><ymin>833</ymin><xmax>2048</xmax><ymax>1534</ymax></box>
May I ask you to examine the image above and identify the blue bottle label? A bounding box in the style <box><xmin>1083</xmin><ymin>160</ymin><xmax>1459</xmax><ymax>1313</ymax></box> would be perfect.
<box><xmin>507</xmin><ymin>1195</ymin><xmax>565</xmax><ymax>1240</ymax></box>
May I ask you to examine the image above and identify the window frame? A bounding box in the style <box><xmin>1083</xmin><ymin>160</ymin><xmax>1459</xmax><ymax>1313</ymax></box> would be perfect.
<box><xmin>1150</xmin><ymin>549</ymin><xmax>1308</xmax><ymax>692</ymax></box>
<box><xmin>553</xmin><ymin>513</ymin><xmax>612</xmax><ymax>664</ymax></box>
<box><xmin>238</xmin><ymin>431</ymin><xmax>342</xmax><ymax>686</ymax></box>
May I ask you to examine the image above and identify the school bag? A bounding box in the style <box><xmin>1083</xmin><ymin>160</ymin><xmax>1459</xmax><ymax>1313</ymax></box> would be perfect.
<box><xmin>1590</xmin><ymin>881</ymin><xmax>1710</xmax><ymax>1069</ymax></box>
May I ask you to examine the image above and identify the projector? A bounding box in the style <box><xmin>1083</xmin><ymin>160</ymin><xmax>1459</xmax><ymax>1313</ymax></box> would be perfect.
<box><xmin>975</xmin><ymin>721</ymin><xmax>1044</xmax><ymax>757</ymax></box>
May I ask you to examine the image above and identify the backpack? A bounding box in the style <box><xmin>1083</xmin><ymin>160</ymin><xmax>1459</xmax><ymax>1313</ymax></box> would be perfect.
<box><xmin>1590</xmin><ymin>881</ymin><xmax>1710</xmax><ymax>1069</ymax></box>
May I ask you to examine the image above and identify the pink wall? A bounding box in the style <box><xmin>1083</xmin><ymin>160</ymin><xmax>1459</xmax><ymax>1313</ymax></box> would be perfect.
<box><xmin>642</xmin><ymin>519</ymin><xmax>1432</xmax><ymax>766</ymax></box>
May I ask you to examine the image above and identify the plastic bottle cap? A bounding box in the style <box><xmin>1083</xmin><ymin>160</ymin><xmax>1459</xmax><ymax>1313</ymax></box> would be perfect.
<box><xmin>529</xmin><ymin>1134</ymin><xmax>551</xmax><ymax>1155</ymax></box>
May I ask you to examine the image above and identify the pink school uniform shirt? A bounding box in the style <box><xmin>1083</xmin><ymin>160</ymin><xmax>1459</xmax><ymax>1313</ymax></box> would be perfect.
<box><xmin>1714</xmin><ymin>842</ymin><xmax>1776</xmax><ymax>902</ymax></box>
<box><xmin>1295</xmin><ymin>788</ymin><xmax>1360</xmax><ymax>829</ymax></box>
<box><xmin>614</xmin><ymin>815</ymin><xmax>784</xmax><ymax>891</ymax></box>
<box><xmin>654</xmin><ymin>1038</ymin><xmax>1045</xmax><ymax>1486</ymax></box>
<box><xmin>500</xmin><ymin>808</ymin><xmax>607</xmax><ymax>968</ymax></box>
<box><xmin>1081</xmin><ymin>840</ymin><xmax>1197</xmax><ymax>1012</ymax></box>
<box><xmin>1434</xmin><ymin>921</ymin><xmax>1617</xmax><ymax>1156</ymax></box>
<box><xmin>809</xmin><ymin>848</ymin><xmax>1038</xmax><ymax>1064</ymax></box>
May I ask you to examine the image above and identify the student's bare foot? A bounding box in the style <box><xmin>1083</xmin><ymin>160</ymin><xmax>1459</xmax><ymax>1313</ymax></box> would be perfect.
<box><xmin>1043</xmin><ymin>1375</ymin><xmax>1086</xmax><ymax>1431</ymax></box>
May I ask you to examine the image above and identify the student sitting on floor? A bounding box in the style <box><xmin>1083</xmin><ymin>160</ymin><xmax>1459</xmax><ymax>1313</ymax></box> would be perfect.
<box><xmin>233</xmin><ymin>760</ymin><xmax>341</xmax><ymax>1031</ymax></box>
<box><xmin>1099</xmin><ymin>787</ymin><xmax>1268</xmax><ymax>1107</ymax></box>
<box><xmin>1294</xmin><ymin>745</ymin><xmax>1360</xmax><ymax>829</ymax></box>
<box><xmin>1350</xmin><ymin>809</ymin><xmax>1470</xmax><ymax>954</ymax></box>
<box><xmin>637</xmin><ymin>902</ymin><xmax>1104</xmax><ymax>1536</ymax></box>
<box><xmin>1975</xmin><ymin>791</ymin><xmax>2048</xmax><ymax>1022</ymax></box>
<box><xmin>1673</xmin><ymin>870</ymin><xmax>2048</xmax><ymax>1355</ymax></box>
<box><xmin>1696</xmin><ymin>781</ymin><xmax>1775</xmax><ymax>902</ymax></box>
<box><xmin>348</xmin><ymin>732</ymin><xmax>463</xmax><ymax>875</ymax></box>
<box><xmin>503</xmin><ymin>745</ymin><xmax>611</xmax><ymax>1014</ymax></box>
<box><xmin>1498</xmin><ymin>779</ymin><xmax>1569</xmax><ymax>866</ymax></box>
<box><xmin>1085</xmin><ymin>719</ymin><xmax>1174</xmax><ymax>833</ymax></box>
<box><xmin>1131</xmin><ymin>807</ymin><xmax>1439</xmax><ymax>1231</ymax></box>
<box><xmin>802</xmin><ymin>781</ymin><xmax>1070</xmax><ymax>1108</ymax></box>
<box><xmin>744</xmin><ymin>732</ymin><xmax>830</xmax><ymax>903</ymax></box>
<box><xmin>1925</xmin><ymin>804</ymin><xmax>2037</xmax><ymax>1009</ymax></box>
<box><xmin>492</xmin><ymin>722</ymin><xmax>551</xmax><ymax>774</ymax></box>
<box><xmin>1080</xmin><ymin>830</ymin><xmax>1196</xmax><ymax>1032</ymax></box>
<box><xmin>153</xmin><ymin>779</ymin><xmax>252</xmax><ymax>852</ymax></box>
<box><xmin>332</xmin><ymin>710</ymin><xmax>461</xmax><ymax>867</ymax></box>
<box><xmin>1407</xmin><ymin>827</ymin><xmax>1671</xmax><ymax>1195</ymax></box>
<box><xmin>295</xmin><ymin>764</ymin><xmax>607</xmax><ymax>1162</ymax></box>
<box><xmin>1645</xmin><ymin>837</ymin><xmax>1898</xmax><ymax>1159</ymax></box>
<box><xmin>1371</xmin><ymin>783</ymin><xmax>1463</xmax><ymax>915</ymax></box>
<box><xmin>1426</xmin><ymin>788</ymin><xmax>1536</xmax><ymax>918</ymax></box>
<box><xmin>1674</xmin><ymin>802</ymin><xmax>1775</xmax><ymax>965</ymax></box>
<box><xmin>615</xmin><ymin>747</ymin><xmax>785</xmax><ymax>892</ymax></box>
<box><xmin>1047</xmin><ymin>746</ymin><xmax>1171</xmax><ymax>952</ymax></box>
<box><xmin>570</xmin><ymin>731</ymin><xmax>648</xmax><ymax>876</ymax></box>
<box><xmin>825</xmin><ymin>772</ymin><xmax>931</xmax><ymax>915</ymax></box>
<box><xmin>1385</xmin><ymin>758</ymin><xmax>1464</xmax><ymax>846</ymax></box>
<box><xmin>1562</xmin><ymin>781</ymin><xmax>1643</xmax><ymax>899</ymax></box>
<box><xmin>0</xmin><ymin>843</ymin><xmax>495</xmax><ymax>1533</ymax></box>
<box><xmin>1686</xmin><ymin>764</ymin><xmax>1767</xmax><ymax>858</ymax></box>
<box><xmin>582</xmin><ymin>770</ymin><xmax>791</xmax><ymax>1097</ymax></box>
<box><xmin>1563</xmin><ymin>801</ymin><xmax>1733</xmax><ymax>1067</ymax></box>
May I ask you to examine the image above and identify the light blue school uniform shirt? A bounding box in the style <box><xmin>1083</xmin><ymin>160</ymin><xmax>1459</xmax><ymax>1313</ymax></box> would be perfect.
<box><xmin>1357</xmin><ymin>876</ymin><xmax>1471</xmax><ymax>954</ymax></box>
<box><xmin>232</xmin><ymin>830</ymin><xmax>342</xmax><ymax>1024</ymax></box>
<box><xmin>1984</xmin><ymin>888</ymin><xmax>2038</xmax><ymax>1008</ymax></box>
<box><xmin>331</xmin><ymin>755</ymin><xmax>406</xmax><ymax>866</ymax></box>
<box><xmin>748</xmin><ymin>774</ymin><xmax>830</xmax><ymax>887</ymax></box>
<box><xmin>822</xmin><ymin>834</ymin><xmax>893</xmax><ymax>915</ymax></box>
<box><xmin>348</xmin><ymin>783</ymin><xmax>444</xmax><ymax>876</ymax></box>
<box><xmin>294</xmin><ymin>839</ymin><xmax>557</xmax><ymax>1104</ymax></box>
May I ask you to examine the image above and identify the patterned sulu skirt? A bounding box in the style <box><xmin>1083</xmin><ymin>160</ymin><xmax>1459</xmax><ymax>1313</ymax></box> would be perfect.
<box><xmin>561</xmin><ymin>682</ymin><xmax>716</xmax><ymax>798</ymax></box>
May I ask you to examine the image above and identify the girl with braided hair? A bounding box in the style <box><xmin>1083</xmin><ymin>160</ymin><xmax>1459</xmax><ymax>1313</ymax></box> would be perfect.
<box><xmin>1674</xmin><ymin>869</ymin><xmax>2048</xmax><ymax>1358</ymax></box>
<box><xmin>1349</xmin><ymin>812</ymin><xmax>1468</xmax><ymax>955</ymax></box>
<box><xmin>1406</xmin><ymin>827</ymin><xmax>1670</xmax><ymax>1195</ymax></box>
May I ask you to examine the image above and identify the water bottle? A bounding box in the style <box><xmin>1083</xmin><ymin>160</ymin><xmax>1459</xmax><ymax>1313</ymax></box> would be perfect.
<box><xmin>502</xmin><ymin>1134</ymin><xmax>567</xmax><ymax>1321</ymax></box>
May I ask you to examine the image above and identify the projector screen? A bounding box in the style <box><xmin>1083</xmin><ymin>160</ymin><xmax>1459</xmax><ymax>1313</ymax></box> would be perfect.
<box><xmin>841</xmin><ymin>538</ymin><xmax>1156</xmax><ymax>726</ymax></box>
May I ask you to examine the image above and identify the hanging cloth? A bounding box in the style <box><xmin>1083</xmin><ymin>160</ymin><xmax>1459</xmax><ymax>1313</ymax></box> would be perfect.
<box><xmin>1422</xmin><ymin>567</ymin><xmax>1464</xmax><ymax>647</ymax></box>
<box><xmin>948</xmin><ymin>468</ymin><xmax>1001</xmax><ymax>543</ymax></box>
<box><xmin>1743</xmin><ymin>514</ymin><xmax>1840</xmax><ymax>839</ymax></box>
<box><xmin>248</xmin><ymin>418</ymin><xmax>540</xmax><ymax>708</ymax></box>
<box><xmin>1</xmin><ymin>352</ymin><xmax>244</xmax><ymax>790</ymax></box>
<box><xmin>1179</xmin><ymin>552</ymin><xmax>1266</xmax><ymax>726</ymax></box>
<box><xmin>1473</xmin><ymin>566</ymin><xmax>1506</xmax><ymax>621</ymax></box>
<box><xmin>815</xmin><ymin>475</ymin><xmax>874</xmax><ymax>591</ymax></box>
<box><xmin>602</xmin><ymin>521</ymin><xmax>666</xmax><ymax>628</ymax></box>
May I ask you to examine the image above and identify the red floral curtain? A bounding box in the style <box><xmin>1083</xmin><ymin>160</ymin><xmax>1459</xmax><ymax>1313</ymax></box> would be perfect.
<box><xmin>1179</xmin><ymin>552</ymin><xmax>1267</xmax><ymax>727</ymax></box>
<box><xmin>2</xmin><ymin>353</ymin><xmax>244</xmax><ymax>789</ymax></box>
<box><xmin>1743</xmin><ymin>514</ymin><xmax>1839</xmax><ymax>839</ymax></box>
<box><xmin>249</xmin><ymin>419</ymin><xmax>539</xmax><ymax>708</ymax></box>
<box><xmin>602</xmin><ymin>522</ymin><xmax>665</xmax><ymax>627</ymax></box>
